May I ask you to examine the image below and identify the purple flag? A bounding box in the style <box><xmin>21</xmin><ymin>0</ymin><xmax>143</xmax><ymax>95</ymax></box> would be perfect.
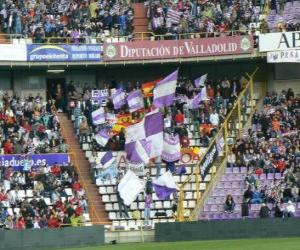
<box><xmin>112</xmin><ymin>88</ymin><xmax>126</xmax><ymax>109</ymax></box>
<box><xmin>100</xmin><ymin>151</ymin><xmax>114</xmax><ymax>168</ymax></box>
<box><xmin>125</xmin><ymin>139</ymin><xmax>151</xmax><ymax>164</ymax></box>
<box><xmin>194</xmin><ymin>74</ymin><xmax>207</xmax><ymax>87</ymax></box>
<box><xmin>153</xmin><ymin>70</ymin><xmax>178</xmax><ymax>108</ymax></box>
<box><xmin>153</xmin><ymin>171</ymin><xmax>177</xmax><ymax>200</ymax></box>
<box><xmin>161</xmin><ymin>133</ymin><xmax>181</xmax><ymax>162</ymax></box>
<box><xmin>144</xmin><ymin>110</ymin><xmax>163</xmax><ymax>137</ymax></box>
<box><xmin>127</xmin><ymin>90</ymin><xmax>144</xmax><ymax>113</ymax></box>
<box><xmin>126</xmin><ymin>109</ymin><xmax>163</xmax><ymax>158</ymax></box>
<box><xmin>189</xmin><ymin>86</ymin><xmax>209</xmax><ymax>109</ymax></box>
<box><xmin>92</xmin><ymin>107</ymin><xmax>106</xmax><ymax>125</ymax></box>
<box><xmin>95</xmin><ymin>128</ymin><xmax>110</xmax><ymax>146</ymax></box>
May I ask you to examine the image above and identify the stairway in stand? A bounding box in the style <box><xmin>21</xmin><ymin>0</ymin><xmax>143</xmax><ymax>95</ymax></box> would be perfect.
<box><xmin>132</xmin><ymin>3</ymin><xmax>150</xmax><ymax>40</ymax></box>
<box><xmin>57</xmin><ymin>113</ymin><xmax>110</xmax><ymax>225</ymax></box>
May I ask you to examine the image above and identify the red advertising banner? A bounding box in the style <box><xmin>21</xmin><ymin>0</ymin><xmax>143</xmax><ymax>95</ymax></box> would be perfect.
<box><xmin>103</xmin><ymin>35</ymin><xmax>253</xmax><ymax>61</ymax></box>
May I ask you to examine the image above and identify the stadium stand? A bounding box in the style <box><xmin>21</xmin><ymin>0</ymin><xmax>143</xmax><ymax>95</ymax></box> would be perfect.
<box><xmin>200</xmin><ymin>89</ymin><xmax>300</xmax><ymax>220</ymax></box>
<box><xmin>0</xmin><ymin>0</ymin><xmax>134</xmax><ymax>43</ymax></box>
<box><xmin>147</xmin><ymin>0</ymin><xmax>263</xmax><ymax>37</ymax></box>
<box><xmin>0</xmin><ymin>93</ymin><xmax>91</xmax><ymax>229</ymax></box>
<box><xmin>0</xmin><ymin>93</ymin><xmax>67</xmax><ymax>154</ymax></box>
<box><xmin>267</xmin><ymin>1</ymin><xmax>300</xmax><ymax>32</ymax></box>
<box><xmin>62</xmin><ymin>74</ymin><xmax>251</xmax><ymax>229</ymax></box>
<box><xmin>0</xmin><ymin>0</ymin><xmax>299</xmax><ymax>44</ymax></box>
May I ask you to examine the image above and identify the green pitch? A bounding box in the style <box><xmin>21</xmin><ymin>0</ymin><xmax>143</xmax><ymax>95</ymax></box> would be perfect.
<box><xmin>59</xmin><ymin>237</ymin><xmax>300</xmax><ymax>250</ymax></box>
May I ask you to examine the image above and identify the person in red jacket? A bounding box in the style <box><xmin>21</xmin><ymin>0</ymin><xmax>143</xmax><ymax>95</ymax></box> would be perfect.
<box><xmin>51</xmin><ymin>163</ymin><xmax>62</xmax><ymax>176</ymax></box>
<box><xmin>72</xmin><ymin>181</ymin><xmax>81</xmax><ymax>192</ymax></box>
<box><xmin>75</xmin><ymin>206</ymin><xmax>84</xmax><ymax>216</ymax></box>
<box><xmin>3</xmin><ymin>139</ymin><xmax>13</xmax><ymax>154</ymax></box>
<box><xmin>276</xmin><ymin>158</ymin><xmax>286</xmax><ymax>173</ymax></box>
<box><xmin>174</xmin><ymin>110</ymin><xmax>184</xmax><ymax>125</ymax></box>
<box><xmin>15</xmin><ymin>217</ymin><xmax>26</xmax><ymax>230</ymax></box>
<box><xmin>0</xmin><ymin>189</ymin><xmax>7</xmax><ymax>201</ymax></box>
<box><xmin>47</xmin><ymin>215</ymin><xmax>60</xmax><ymax>228</ymax></box>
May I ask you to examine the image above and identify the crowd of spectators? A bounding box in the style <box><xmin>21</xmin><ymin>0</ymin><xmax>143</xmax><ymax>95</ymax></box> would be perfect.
<box><xmin>0</xmin><ymin>91</ymin><xmax>90</xmax><ymax>229</ymax></box>
<box><xmin>0</xmin><ymin>162</ymin><xmax>88</xmax><ymax>229</ymax></box>
<box><xmin>0</xmin><ymin>92</ymin><xmax>68</xmax><ymax>155</ymax></box>
<box><xmin>147</xmin><ymin>0</ymin><xmax>263</xmax><ymax>37</ymax></box>
<box><xmin>226</xmin><ymin>88</ymin><xmax>300</xmax><ymax>218</ymax></box>
<box><xmin>0</xmin><ymin>0</ymin><xmax>134</xmax><ymax>43</ymax></box>
<box><xmin>67</xmin><ymin>75</ymin><xmax>242</xmax><ymax>155</ymax></box>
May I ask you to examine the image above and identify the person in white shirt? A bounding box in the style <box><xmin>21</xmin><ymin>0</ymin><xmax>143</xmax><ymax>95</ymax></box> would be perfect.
<box><xmin>284</xmin><ymin>200</ymin><xmax>295</xmax><ymax>218</ymax></box>
<box><xmin>209</xmin><ymin>110</ymin><xmax>219</xmax><ymax>127</ymax></box>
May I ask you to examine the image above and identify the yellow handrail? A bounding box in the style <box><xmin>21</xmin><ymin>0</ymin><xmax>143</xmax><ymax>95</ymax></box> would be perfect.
<box><xmin>176</xmin><ymin>68</ymin><xmax>259</xmax><ymax>222</ymax></box>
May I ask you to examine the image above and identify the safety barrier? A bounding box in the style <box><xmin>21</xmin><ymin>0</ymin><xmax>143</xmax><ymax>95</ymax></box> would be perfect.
<box><xmin>0</xmin><ymin>29</ymin><xmax>262</xmax><ymax>45</ymax></box>
<box><xmin>176</xmin><ymin>68</ymin><xmax>259</xmax><ymax>221</ymax></box>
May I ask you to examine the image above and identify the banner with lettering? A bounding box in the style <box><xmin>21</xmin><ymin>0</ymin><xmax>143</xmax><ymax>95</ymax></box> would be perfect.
<box><xmin>103</xmin><ymin>36</ymin><xmax>253</xmax><ymax>61</ymax></box>
<box><xmin>259</xmin><ymin>31</ymin><xmax>300</xmax><ymax>52</ymax></box>
<box><xmin>0</xmin><ymin>153</ymin><xmax>69</xmax><ymax>171</ymax></box>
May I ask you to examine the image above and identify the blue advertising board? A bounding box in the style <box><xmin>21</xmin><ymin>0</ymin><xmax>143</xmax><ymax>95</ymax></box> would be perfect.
<box><xmin>27</xmin><ymin>44</ymin><xmax>102</xmax><ymax>62</ymax></box>
<box><xmin>0</xmin><ymin>153</ymin><xmax>69</xmax><ymax>171</ymax></box>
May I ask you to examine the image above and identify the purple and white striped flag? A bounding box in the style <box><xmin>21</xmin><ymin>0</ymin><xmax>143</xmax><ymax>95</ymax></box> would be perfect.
<box><xmin>153</xmin><ymin>70</ymin><xmax>178</xmax><ymax>108</ymax></box>
<box><xmin>153</xmin><ymin>171</ymin><xmax>177</xmax><ymax>200</ymax></box>
<box><xmin>112</xmin><ymin>88</ymin><xmax>126</xmax><ymax>110</ymax></box>
<box><xmin>95</xmin><ymin>128</ymin><xmax>110</xmax><ymax>147</ymax></box>
<box><xmin>100</xmin><ymin>151</ymin><xmax>114</xmax><ymax>169</ymax></box>
<box><xmin>194</xmin><ymin>74</ymin><xmax>207</xmax><ymax>87</ymax></box>
<box><xmin>92</xmin><ymin>107</ymin><xmax>106</xmax><ymax>125</ymax></box>
<box><xmin>127</xmin><ymin>90</ymin><xmax>144</xmax><ymax>113</ymax></box>
<box><xmin>126</xmin><ymin>109</ymin><xmax>163</xmax><ymax>158</ymax></box>
<box><xmin>161</xmin><ymin>133</ymin><xmax>181</xmax><ymax>162</ymax></box>
<box><xmin>167</xmin><ymin>8</ymin><xmax>181</xmax><ymax>24</ymax></box>
<box><xmin>200</xmin><ymin>86</ymin><xmax>209</xmax><ymax>101</ymax></box>
<box><xmin>125</xmin><ymin>139</ymin><xmax>151</xmax><ymax>164</ymax></box>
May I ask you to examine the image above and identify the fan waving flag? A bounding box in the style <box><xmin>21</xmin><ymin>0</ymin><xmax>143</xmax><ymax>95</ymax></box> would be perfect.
<box><xmin>200</xmin><ymin>86</ymin><xmax>209</xmax><ymax>101</ymax></box>
<box><xmin>153</xmin><ymin>171</ymin><xmax>177</xmax><ymax>200</ymax></box>
<box><xmin>161</xmin><ymin>133</ymin><xmax>181</xmax><ymax>162</ymax></box>
<box><xmin>125</xmin><ymin>139</ymin><xmax>151</xmax><ymax>164</ymax></box>
<box><xmin>118</xmin><ymin>170</ymin><xmax>145</xmax><ymax>206</ymax></box>
<box><xmin>100</xmin><ymin>151</ymin><xmax>114</xmax><ymax>168</ymax></box>
<box><xmin>92</xmin><ymin>107</ymin><xmax>106</xmax><ymax>125</ymax></box>
<box><xmin>167</xmin><ymin>9</ymin><xmax>181</xmax><ymax>24</ymax></box>
<box><xmin>127</xmin><ymin>90</ymin><xmax>144</xmax><ymax>113</ymax></box>
<box><xmin>194</xmin><ymin>74</ymin><xmax>207</xmax><ymax>87</ymax></box>
<box><xmin>153</xmin><ymin>70</ymin><xmax>178</xmax><ymax>108</ymax></box>
<box><xmin>126</xmin><ymin>109</ymin><xmax>163</xmax><ymax>158</ymax></box>
<box><xmin>95</xmin><ymin>128</ymin><xmax>110</xmax><ymax>147</ymax></box>
<box><xmin>112</xmin><ymin>88</ymin><xmax>126</xmax><ymax>109</ymax></box>
<box><xmin>142</xmin><ymin>79</ymin><xmax>160</xmax><ymax>97</ymax></box>
<box><xmin>188</xmin><ymin>86</ymin><xmax>209</xmax><ymax>109</ymax></box>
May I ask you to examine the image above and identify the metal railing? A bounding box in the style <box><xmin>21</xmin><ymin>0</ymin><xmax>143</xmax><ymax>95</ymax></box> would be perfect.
<box><xmin>0</xmin><ymin>29</ymin><xmax>260</xmax><ymax>45</ymax></box>
<box><xmin>176</xmin><ymin>68</ymin><xmax>259</xmax><ymax>222</ymax></box>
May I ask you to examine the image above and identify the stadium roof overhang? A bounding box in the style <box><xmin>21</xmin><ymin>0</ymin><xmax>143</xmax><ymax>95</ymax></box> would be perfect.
<box><xmin>0</xmin><ymin>50</ymin><xmax>266</xmax><ymax>69</ymax></box>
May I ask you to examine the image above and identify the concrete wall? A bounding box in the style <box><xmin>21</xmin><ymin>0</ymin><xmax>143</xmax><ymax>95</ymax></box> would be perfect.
<box><xmin>268</xmin><ymin>64</ymin><xmax>300</xmax><ymax>94</ymax></box>
<box><xmin>155</xmin><ymin>219</ymin><xmax>300</xmax><ymax>242</ymax></box>
<box><xmin>0</xmin><ymin>226</ymin><xmax>105</xmax><ymax>250</ymax></box>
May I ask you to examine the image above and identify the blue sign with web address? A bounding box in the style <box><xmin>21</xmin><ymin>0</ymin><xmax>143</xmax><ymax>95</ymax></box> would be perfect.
<box><xmin>27</xmin><ymin>44</ymin><xmax>102</xmax><ymax>62</ymax></box>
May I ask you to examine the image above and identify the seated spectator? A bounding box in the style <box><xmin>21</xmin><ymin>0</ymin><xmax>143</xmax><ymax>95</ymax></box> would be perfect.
<box><xmin>224</xmin><ymin>194</ymin><xmax>235</xmax><ymax>213</ymax></box>
<box><xmin>251</xmin><ymin>190</ymin><xmax>262</xmax><ymax>204</ymax></box>
<box><xmin>245</xmin><ymin>171</ymin><xmax>256</xmax><ymax>189</ymax></box>
<box><xmin>284</xmin><ymin>200</ymin><xmax>295</xmax><ymax>218</ymax></box>
<box><xmin>259</xmin><ymin>203</ymin><xmax>270</xmax><ymax>218</ymax></box>
<box><xmin>274</xmin><ymin>202</ymin><xmax>284</xmax><ymax>218</ymax></box>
